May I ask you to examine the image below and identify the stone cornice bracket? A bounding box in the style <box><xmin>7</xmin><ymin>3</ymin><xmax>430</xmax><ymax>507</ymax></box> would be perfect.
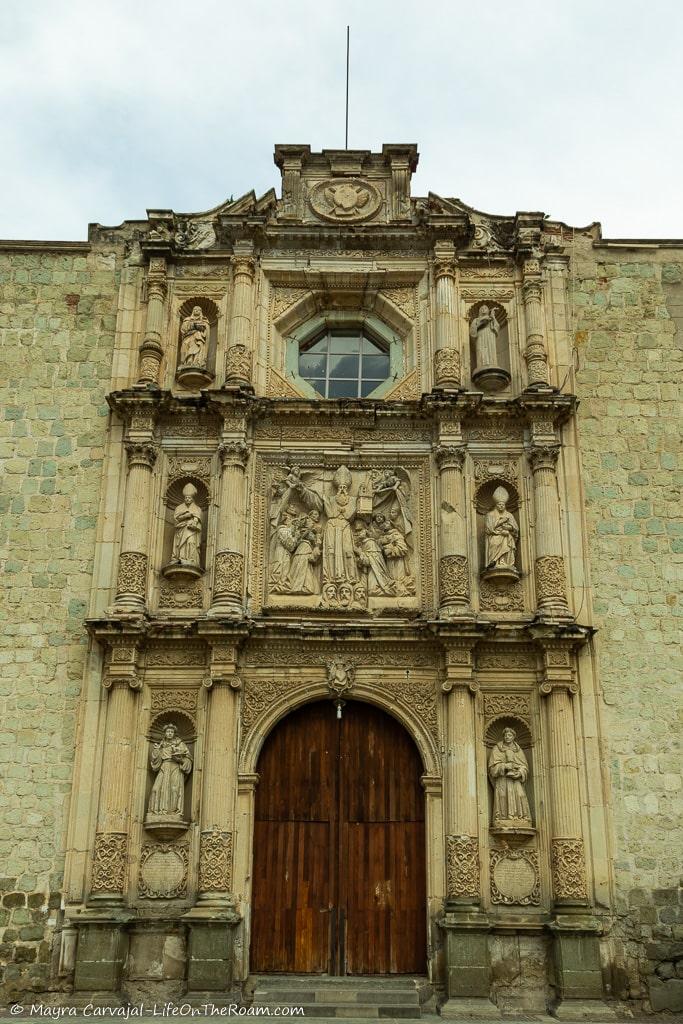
<box><xmin>440</xmin><ymin>637</ymin><xmax>481</xmax><ymax>692</ymax></box>
<box><xmin>514</xmin><ymin>393</ymin><xmax>578</xmax><ymax>438</ymax></box>
<box><xmin>102</xmin><ymin>639</ymin><xmax>142</xmax><ymax>691</ymax></box>
<box><xmin>136</xmin><ymin>256</ymin><xmax>168</xmax><ymax>386</ymax></box>
<box><xmin>217</xmin><ymin>439</ymin><xmax>249</xmax><ymax>469</ymax></box>
<box><xmin>204</xmin><ymin>641</ymin><xmax>242</xmax><ymax>689</ymax></box>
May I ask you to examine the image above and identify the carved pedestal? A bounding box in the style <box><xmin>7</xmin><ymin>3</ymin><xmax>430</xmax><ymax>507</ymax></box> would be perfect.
<box><xmin>185</xmin><ymin>912</ymin><xmax>241</xmax><ymax>993</ymax></box>
<box><xmin>73</xmin><ymin>918</ymin><xmax>131</xmax><ymax>993</ymax></box>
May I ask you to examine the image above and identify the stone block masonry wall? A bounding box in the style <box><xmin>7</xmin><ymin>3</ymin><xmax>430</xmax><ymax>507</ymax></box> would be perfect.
<box><xmin>573</xmin><ymin>242</ymin><xmax>683</xmax><ymax>1011</ymax></box>
<box><xmin>0</xmin><ymin>247</ymin><xmax>119</xmax><ymax>1001</ymax></box>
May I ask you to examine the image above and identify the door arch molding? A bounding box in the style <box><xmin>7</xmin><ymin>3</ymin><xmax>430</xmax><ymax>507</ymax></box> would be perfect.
<box><xmin>239</xmin><ymin>679</ymin><xmax>441</xmax><ymax>778</ymax></box>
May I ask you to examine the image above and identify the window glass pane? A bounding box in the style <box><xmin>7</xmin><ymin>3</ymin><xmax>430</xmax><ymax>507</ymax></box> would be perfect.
<box><xmin>304</xmin><ymin>336</ymin><xmax>329</xmax><ymax>354</ymax></box>
<box><xmin>302</xmin><ymin>378</ymin><xmax>325</xmax><ymax>396</ymax></box>
<box><xmin>360</xmin><ymin>379</ymin><xmax>384</xmax><ymax>397</ymax></box>
<box><xmin>329</xmin><ymin>334</ymin><xmax>361</xmax><ymax>354</ymax></box>
<box><xmin>299</xmin><ymin>353</ymin><xmax>327</xmax><ymax>376</ymax></box>
<box><xmin>361</xmin><ymin>354</ymin><xmax>389</xmax><ymax>378</ymax></box>
<box><xmin>328</xmin><ymin>378</ymin><xmax>359</xmax><ymax>398</ymax></box>
<box><xmin>329</xmin><ymin>353</ymin><xmax>359</xmax><ymax>378</ymax></box>
<box><xmin>361</xmin><ymin>335</ymin><xmax>386</xmax><ymax>354</ymax></box>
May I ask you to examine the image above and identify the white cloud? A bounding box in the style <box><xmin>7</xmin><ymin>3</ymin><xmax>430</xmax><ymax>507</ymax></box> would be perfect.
<box><xmin>1</xmin><ymin>0</ymin><xmax>681</xmax><ymax>238</ymax></box>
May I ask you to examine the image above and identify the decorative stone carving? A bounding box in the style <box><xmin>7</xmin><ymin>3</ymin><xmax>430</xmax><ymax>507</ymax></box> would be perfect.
<box><xmin>139</xmin><ymin>843</ymin><xmax>189</xmax><ymax>899</ymax></box>
<box><xmin>490</xmin><ymin>848</ymin><xmax>540</xmax><ymax>905</ymax></box>
<box><xmin>146</xmin><ymin>642</ymin><xmax>207</xmax><ymax>667</ymax></box>
<box><xmin>145</xmin><ymin>724</ymin><xmax>192</xmax><ymax>839</ymax></box>
<box><xmin>174</xmin><ymin>218</ymin><xmax>216</xmax><ymax>250</ymax></box>
<box><xmin>91</xmin><ymin>832</ymin><xmax>127</xmax><ymax>894</ymax></box>
<box><xmin>446</xmin><ymin>835</ymin><xmax>480</xmax><ymax>899</ymax></box>
<box><xmin>327</xmin><ymin>660</ymin><xmax>355</xmax><ymax>698</ymax></box>
<box><xmin>473</xmin><ymin>459</ymin><xmax>519</xmax><ymax>488</ymax></box>
<box><xmin>479</xmin><ymin>576</ymin><xmax>524</xmax><ymax>613</ymax></box>
<box><xmin>177</xmin><ymin>305</ymin><xmax>213</xmax><ymax>388</ymax></box>
<box><xmin>214</xmin><ymin>551</ymin><xmax>243</xmax><ymax>598</ymax></box>
<box><xmin>266</xmin><ymin>464</ymin><xmax>416</xmax><ymax>610</ymax></box>
<box><xmin>477</xmin><ymin>644</ymin><xmax>537</xmax><ymax>671</ymax></box>
<box><xmin>167</xmin><ymin>457</ymin><xmax>212</xmax><ymax>488</ymax></box>
<box><xmin>483</xmin><ymin>693</ymin><xmax>531</xmax><ymax>727</ymax></box>
<box><xmin>271</xmin><ymin>286</ymin><xmax>309</xmax><ymax>321</ymax></box>
<box><xmin>439</xmin><ymin>554</ymin><xmax>470</xmax><ymax>603</ymax></box>
<box><xmin>218</xmin><ymin>439</ymin><xmax>249</xmax><ymax>468</ymax></box>
<box><xmin>551</xmin><ymin>838</ymin><xmax>589</xmax><ymax>902</ymax></box>
<box><xmin>225</xmin><ymin>343</ymin><xmax>252</xmax><ymax>385</ymax></box>
<box><xmin>380</xmin><ymin>287</ymin><xmax>416</xmax><ymax>321</ymax></box>
<box><xmin>488</xmin><ymin>727</ymin><xmax>534</xmax><ymax>835</ymax></box>
<box><xmin>199</xmin><ymin>830</ymin><xmax>233</xmax><ymax>893</ymax></box>
<box><xmin>483</xmin><ymin>486</ymin><xmax>519</xmax><ymax>582</ymax></box>
<box><xmin>434</xmin><ymin>347</ymin><xmax>461</xmax><ymax>388</ymax></box>
<box><xmin>116</xmin><ymin>551</ymin><xmax>148</xmax><ymax>599</ymax></box>
<box><xmin>382</xmin><ymin>369</ymin><xmax>420</xmax><ymax>401</ymax></box>
<box><xmin>158</xmin><ymin>576</ymin><xmax>204</xmax><ymax>610</ymax></box>
<box><xmin>150</xmin><ymin>688</ymin><xmax>198</xmax><ymax>722</ymax></box>
<box><xmin>309</xmin><ymin>179</ymin><xmax>382</xmax><ymax>223</ymax></box>
<box><xmin>470</xmin><ymin>304</ymin><xmax>510</xmax><ymax>391</ymax></box>
<box><xmin>535</xmin><ymin>555</ymin><xmax>567</xmax><ymax>604</ymax></box>
<box><xmin>162</xmin><ymin>483</ymin><xmax>203</xmax><ymax>582</ymax></box>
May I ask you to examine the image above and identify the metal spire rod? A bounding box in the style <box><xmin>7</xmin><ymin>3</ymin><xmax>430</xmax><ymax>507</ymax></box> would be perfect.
<box><xmin>345</xmin><ymin>26</ymin><xmax>350</xmax><ymax>150</ymax></box>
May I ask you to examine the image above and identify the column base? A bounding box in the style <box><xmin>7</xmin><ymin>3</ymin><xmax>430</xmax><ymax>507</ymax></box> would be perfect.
<box><xmin>551</xmin><ymin>999</ymin><xmax>617</xmax><ymax>1021</ymax></box>
<box><xmin>549</xmin><ymin>914</ymin><xmax>607</xmax><ymax>1007</ymax></box>
<box><xmin>73</xmin><ymin>915</ymin><xmax>132</xmax><ymax>992</ymax></box>
<box><xmin>184</xmin><ymin>906</ymin><xmax>241</xmax><ymax>993</ymax></box>
<box><xmin>441</xmin><ymin>998</ymin><xmax>500</xmax><ymax>1019</ymax></box>
<box><xmin>441</xmin><ymin>908</ymin><xmax>492</xmax><ymax>1005</ymax></box>
<box><xmin>207</xmin><ymin>599</ymin><xmax>244</xmax><ymax>619</ymax></box>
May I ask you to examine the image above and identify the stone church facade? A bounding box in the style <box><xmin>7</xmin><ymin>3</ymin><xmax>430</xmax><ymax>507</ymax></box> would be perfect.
<box><xmin>0</xmin><ymin>145</ymin><xmax>681</xmax><ymax>1015</ymax></box>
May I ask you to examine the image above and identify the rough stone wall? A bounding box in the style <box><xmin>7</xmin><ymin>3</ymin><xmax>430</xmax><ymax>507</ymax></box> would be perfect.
<box><xmin>573</xmin><ymin>242</ymin><xmax>683</xmax><ymax>1010</ymax></box>
<box><xmin>0</xmin><ymin>247</ymin><xmax>119</xmax><ymax>1000</ymax></box>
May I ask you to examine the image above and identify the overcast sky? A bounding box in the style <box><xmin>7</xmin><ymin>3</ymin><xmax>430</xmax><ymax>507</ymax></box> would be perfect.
<box><xmin>2</xmin><ymin>0</ymin><xmax>682</xmax><ymax>241</ymax></box>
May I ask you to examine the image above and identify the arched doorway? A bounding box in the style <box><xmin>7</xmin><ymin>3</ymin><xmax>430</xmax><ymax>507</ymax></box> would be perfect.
<box><xmin>250</xmin><ymin>700</ymin><xmax>426</xmax><ymax>975</ymax></box>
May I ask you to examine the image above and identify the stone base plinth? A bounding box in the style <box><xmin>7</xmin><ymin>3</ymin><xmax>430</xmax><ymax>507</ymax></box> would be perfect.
<box><xmin>441</xmin><ymin>909</ymin><xmax>492</xmax><ymax>1006</ymax></box>
<box><xmin>184</xmin><ymin>906</ymin><xmax>241</xmax><ymax>993</ymax></box>
<box><xmin>441</xmin><ymin>997</ymin><xmax>501</xmax><ymax>1019</ymax></box>
<box><xmin>472</xmin><ymin>366</ymin><xmax>511</xmax><ymax>392</ymax></box>
<box><xmin>161</xmin><ymin>561</ymin><xmax>203</xmax><ymax>583</ymax></box>
<box><xmin>143</xmin><ymin>816</ymin><xmax>190</xmax><ymax>841</ymax></box>
<box><xmin>73</xmin><ymin>918</ymin><xmax>131</xmax><ymax>992</ymax></box>
<box><xmin>176</xmin><ymin>365</ymin><xmax>214</xmax><ymax>389</ymax></box>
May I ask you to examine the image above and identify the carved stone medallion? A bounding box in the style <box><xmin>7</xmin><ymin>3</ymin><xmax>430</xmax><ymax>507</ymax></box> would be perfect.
<box><xmin>309</xmin><ymin>179</ymin><xmax>382</xmax><ymax>223</ymax></box>
<box><xmin>139</xmin><ymin>843</ymin><xmax>189</xmax><ymax>899</ymax></box>
<box><xmin>490</xmin><ymin>848</ymin><xmax>540</xmax><ymax>905</ymax></box>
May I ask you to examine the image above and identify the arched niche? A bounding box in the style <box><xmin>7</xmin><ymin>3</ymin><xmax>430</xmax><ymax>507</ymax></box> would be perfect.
<box><xmin>468</xmin><ymin>300</ymin><xmax>511</xmax><ymax>392</ymax></box>
<box><xmin>143</xmin><ymin>713</ymin><xmax>195</xmax><ymax>841</ymax></box>
<box><xmin>175</xmin><ymin>298</ymin><xmax>218</xmax><ymax>389</ymax></box>
<box><xmin>161</xmin><ymin>476</ymin><xmax>209</xmax><ymax>583</ymax></box>
<box><xmin>475</xmin><ymin>477</ymin><xmax>521</xmax><ymax>583</ymax></box>
<box><xmin>484</xmin><ymin>715</ymin><xmax>536</xmax><ymax>838</ymax></box>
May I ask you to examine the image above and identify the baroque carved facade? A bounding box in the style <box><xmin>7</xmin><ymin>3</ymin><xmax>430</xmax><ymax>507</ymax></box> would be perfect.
<box><xmin>30</xmin><ymin>144</ymin><xmax>639</xmax><ymax>1016</ymax></box>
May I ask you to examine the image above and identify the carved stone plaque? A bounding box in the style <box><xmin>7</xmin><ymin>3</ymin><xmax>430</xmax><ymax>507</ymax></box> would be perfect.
<box><xmin>309</xmin><ymin>179</ymin><xmax>383</xmax><ymax>223</ymax></box>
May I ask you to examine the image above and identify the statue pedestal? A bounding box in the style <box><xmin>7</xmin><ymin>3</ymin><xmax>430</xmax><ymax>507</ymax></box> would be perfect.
<box><xmin>481</xmin><ymin>565</ymin><xmax>519</xmax><ymax>584</ymax></box>
<box><xmin>161</xmin><ymin>561</ymin><xmax>203</xmax><ymax>583</ymax></box>
<box><xmin>143</xmin><ymin>815</ymin><xmax>189</xmax><ymax>841</ymax></box>
<box><xmin>490</xmin><ymin>821</ymin><xmax>536</xmax><ymax>838</ymax></box>
<box><xmin>176</xmin><ymin>365</ymin><xmax>214</xmax><ymax>389</ymax></box>
<box><xmin>472</xmin><ymin>365</ymin><xmax>511</xmax><ymax>392</ymax></box>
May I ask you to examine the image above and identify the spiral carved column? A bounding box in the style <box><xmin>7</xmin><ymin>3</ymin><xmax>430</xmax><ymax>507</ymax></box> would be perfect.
<box><xmin>435</xmin><ymin>444</ymin><xmax>470</xmax><ymax>616</ymax></box>
<box><xmin>528</xmin><ymin>444</ymin><xmax>571</xmax><ymax>618</ymax></box>
<box><xmin>210</xmin><ymin>441</ymin><xmax>249</xmax><ymax>616</ymax></box>
<box><xmin>114</xmin><ymin>440</ymin><xmax>158</xmax><ymax>611</ymax></box>
<box><xmin>225</xmin><ymin>255</ymin><xmax>255</xmax><ymax>386</ymax></box>
<box><xmin>433</xmin><ymin>244</ymin><xmax>461</xmax><ymax>389</ymax></box>
<box><xmin>136</xmin><ymin>258</ymin><xmax>167</xmax><ymax>385</ymax></box>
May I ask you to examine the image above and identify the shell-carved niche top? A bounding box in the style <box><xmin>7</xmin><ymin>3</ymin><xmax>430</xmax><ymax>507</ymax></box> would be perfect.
<box><xmin>309</xmin><ymin>179</ymin><xmax>383</xmax><ymax>223</ymax></box>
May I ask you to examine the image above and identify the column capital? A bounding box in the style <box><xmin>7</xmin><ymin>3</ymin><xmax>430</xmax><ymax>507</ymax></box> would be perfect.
<box><xmin>124</xmin><ymin>439</ymin><xmax>159</xmax><ymax>469</ymax></box>
<box><xmin>433</xmin><ymin>252</ymin><xmax>457</xmax><ymax>281</ymax></box>
<box><xmin>434</xmin><ymin>443</ymin><xmax>466</xmax><ymax>471</ymax></box>
<box><xmin>231</xmin><ymin>255</ymin><xmax>256</xmax><ymax>279</ymax></box>
<box><xmin>218</xmin><ymin>439</ymin><xmax>249</xmax><ymax>468</ymax></box>
<box><xmin>528</xmin><ymin>443</ymin><xmax>560</xmax><ymax>472</ymax></box>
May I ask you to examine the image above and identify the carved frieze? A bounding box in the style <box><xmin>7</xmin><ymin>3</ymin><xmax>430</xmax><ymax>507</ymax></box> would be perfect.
<box><xmin>479</xmin><ymin>575</ymin><xmax>525</xmax><ymax>613</ymax></box>
<box><xmin>271</xmin><ymin>286</ymin><xmax>309</xmax><ymax>321</ymax></box>
<box><xmin>91</xmin><ymin>832</ymin><xmax>127</xmax><ymax>894</ymax></box>
<box><xmin>241</xmin><ymin>641</ymin><xmax>437</xmax><ymax>668</ymax></box>
<box><xmin>446</xmin><ymin>835</ymin><xmax>480</xmax><ymax>899</ymax></box>
<box><xmin>477</xmin><ymin>644</ymin><xmax>537</xmax><ymax>671</ymax></box>
<box><xmin>158</xmin><ymin>416</ymin><xmax>220</xmax><ymax>439</ymax></box>
<box><xmin>146</xmin><ymin>642</ymin><xmax>207</xmax><ymax>667</ymax></box>
<box><xmin>167</xmin><ymin>456</ymin><xmax>213</xmax><ymax>487</ymax></box>
<box><xmin>380</xmin><ymin>287</ymin><xmax>417</xmax><ymax>321</ymax></box>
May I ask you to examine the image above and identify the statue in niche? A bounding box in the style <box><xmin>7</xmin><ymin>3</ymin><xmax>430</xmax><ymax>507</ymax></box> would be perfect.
<box><xmin>470</xmin><ymin>304</ymin><xmax>510</xmax><ymax>391</ymax></box>
<box><xmin>470</xmin><ymin>305</ymin><xmax>500</xmax><ymax>367</ymax></box>
<box><xmin>484</xmin><ymin>486</ymin><xmax>519</xmax><ymax>576</ymax></box>
<box><xmin>488</xmin><ymin>727</ymin><xmax>533</xmax><ymax>832</ymax></box>
<box><xmin>179</xmin><ymin>306</ymin><xmax>209</xmax><ymax>369</ymax></box>
<box><xmin>147</xmin><ymin>724</ymin><xmax>192</xmax><ymax>820</ymax></box>
<box><xmin>171</xmin><ymin>484</ymin><xmax>203</xmax><ymax>567</ymax></box>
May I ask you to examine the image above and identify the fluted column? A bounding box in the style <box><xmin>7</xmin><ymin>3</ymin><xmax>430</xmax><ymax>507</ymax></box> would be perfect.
<box><xmin>225</xmin><ymin>254</ymin><xmax>255</xmax><ymax>386</ymax></box>
<box><xmin>528</xmin><ymin>445</ymin><xmax>571</xmax><ymax>618</ymax></box>
<box><xmin>435</xmin><ymin>444</ymin><xmax>470</xmax><ymax>616</ymax></box>
<box><xmin>522</xmin><ymin>259</ymin><xmax>551</xmax><ymax>388</ymax></box>
<box><xmin>198</xmin><ymin>660</ymin><xmax>241</xmax><ymax>903</ymax></box>
<box><xmin>210</xmin><ymin>440</ymin><xmax>249</xmax><ymax>616</ymax></box>
<box><xmin>114</xmin><ymin>440</ymin><xmax>158</xmax><ymax>611</ymax></box>
<box><xmin>433</xmin><ymin>243</ymin><xmax>461</xmax><ymax>390</ymax></box>
<box><xmin>541</xmin><ymin>672</ymin><xmax>589</xmax><ymax>906</ymax></box>
<box><xmin>137</xmin><ymin>258</ymin><xmax>167</xmax><ymax>385</ymax></box>
<box><xmin>90</xmin><ymin>673</ymin><xmax>140</xmax><ymax>900</ymax></box>
<box><xmin>444</xmin><ymin>691</ymin><xmax>480</xmax><ymax>907</ymax></box>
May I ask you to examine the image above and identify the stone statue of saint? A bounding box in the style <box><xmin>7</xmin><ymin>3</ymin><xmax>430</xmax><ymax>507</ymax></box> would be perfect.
<box><xmin>286</xmin><ymin>512</ymin><xmax>322</xmax><ymax>595</ymax></box>
<box><xmin>488</xmin><ymin>727</ymin><xmax>532</xmax><ymax>828</ymax></box>
<box><xmin>179</xmin><ymin>306</ymin><xmax>209</xmax><ymax>368</ymax></box>
<box><xmin>470</xmin><ymin>304</ymin><xmax>500</xmax><ymax>368</ymax></box>
<box><xmin>296</xmin><ymin>465</ymin><xmax>359</xmax><ymax>589</ymax></box>
<box><xmin>147</xmin><ymin>724</ymin><xmax>192</xmax><ymax>819</ymax></box>
<box><xmin>171</xmin><ymin>483</ymin><xmax>203</xmax><ymax>566</ymax></box>
<box><xmin>485</xmin><ymin>486</ymin><xmax>519</xmax><ymax>570</ymax></box>
<box><xmin>353</xmin><ymin>522</ymin><xmax>395</xmax><ymax>596</ymax></box>
<box><xmin>379</xmin><ymin>520</ymin><xmax>415</xmax><ymax>596</ymax></box>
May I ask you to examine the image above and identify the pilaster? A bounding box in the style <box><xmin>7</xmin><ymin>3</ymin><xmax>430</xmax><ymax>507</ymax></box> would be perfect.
<box><xmin>136</xmin><ymin>257</ymin><xmax>168</xmax><ymax>385</ymax></box>
<box><xmin>209</xmin><ymin>437</ymin><xmax>250</xmax><ymax>617</ymax></box>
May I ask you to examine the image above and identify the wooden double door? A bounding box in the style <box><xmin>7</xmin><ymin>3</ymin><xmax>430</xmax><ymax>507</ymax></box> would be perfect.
<box><xmin>251</xmin><ymin>701</ymin><xmax>426</xmax><ymax>975</ymax></box>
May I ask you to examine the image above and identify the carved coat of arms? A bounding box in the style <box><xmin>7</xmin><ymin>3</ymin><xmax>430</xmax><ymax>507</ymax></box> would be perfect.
<box><xmin>309</xmin><ymin>178</ymin><xmax>382</xmax><ymax>223</ymax></box>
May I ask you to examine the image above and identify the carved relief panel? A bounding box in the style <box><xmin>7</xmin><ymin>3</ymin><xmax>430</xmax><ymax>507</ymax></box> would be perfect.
<box><xmin>250</xmin><ymin>454</ymin><xmax>434</xmax><ymax>615</ymax></box>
